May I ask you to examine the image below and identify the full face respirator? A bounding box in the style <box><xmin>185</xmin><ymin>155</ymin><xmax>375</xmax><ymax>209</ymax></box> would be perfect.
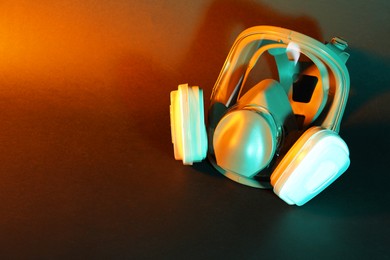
<box><xmin>170</xmin><ymin>26</ymin><xmax>351</xmax><ymax>206</ymax></box>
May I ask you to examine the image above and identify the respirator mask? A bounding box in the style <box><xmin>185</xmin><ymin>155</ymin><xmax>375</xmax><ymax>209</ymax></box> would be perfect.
<box><xmin>170</xmin><ymin>26</ymin><xmax>350</xmax><ymax>206</ymax></box>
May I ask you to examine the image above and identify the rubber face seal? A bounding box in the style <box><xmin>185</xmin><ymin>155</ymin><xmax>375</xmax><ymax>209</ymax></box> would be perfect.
<box><xmin>271</xmin><ymin>127</ymin><xmax>350</xmax><ymax>206</ymax></box>
<box><xmin>170</xmin><ymin>84</ymin><xmax>208</xmax><ymax>165</ymax></box>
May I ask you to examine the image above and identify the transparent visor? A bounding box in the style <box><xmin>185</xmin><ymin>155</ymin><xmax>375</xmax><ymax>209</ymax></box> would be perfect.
<box><xmin>209</xmin><ymin>26</ymin><xmax>350</xmax><ymax>133</ymax></box>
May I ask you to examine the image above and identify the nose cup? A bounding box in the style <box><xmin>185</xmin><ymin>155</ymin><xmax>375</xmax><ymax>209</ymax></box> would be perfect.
<box><xmin>213</xmin><ymin>109</ymin><xmax>277</xmax><ymax>178</ymax></box>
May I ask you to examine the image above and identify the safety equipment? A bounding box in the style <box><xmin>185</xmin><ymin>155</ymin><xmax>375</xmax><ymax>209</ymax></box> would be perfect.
<box><xmin>170</xmin><ymin>26</ymin><xmax>350</xmax><ymax>206</ymax></box>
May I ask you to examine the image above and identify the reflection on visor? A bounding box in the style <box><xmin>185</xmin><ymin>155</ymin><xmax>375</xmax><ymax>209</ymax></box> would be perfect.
<box><xmin>287</xmin><ymin>42</ymin><xmax>300</xmax><ymax>65</ymax></box>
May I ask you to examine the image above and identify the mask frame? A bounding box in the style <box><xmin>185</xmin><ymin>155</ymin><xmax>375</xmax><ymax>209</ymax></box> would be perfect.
<box><xmin>170</xmin><ymin>26</ymin><xmax>351</xmax><ymax>205</ymax></box>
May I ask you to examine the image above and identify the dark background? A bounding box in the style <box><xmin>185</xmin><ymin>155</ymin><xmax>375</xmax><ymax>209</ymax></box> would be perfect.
<box><xmin>0</xmin><ymin>0</ymin><xmax>389</xmax><ymax>258</ymax></box>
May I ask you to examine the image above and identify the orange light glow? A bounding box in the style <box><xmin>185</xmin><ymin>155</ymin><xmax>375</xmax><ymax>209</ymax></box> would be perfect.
<box><xmin>0</xmin><ymin>1</ymin><xmax>201</xmax><ymax>84</ymax></box>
